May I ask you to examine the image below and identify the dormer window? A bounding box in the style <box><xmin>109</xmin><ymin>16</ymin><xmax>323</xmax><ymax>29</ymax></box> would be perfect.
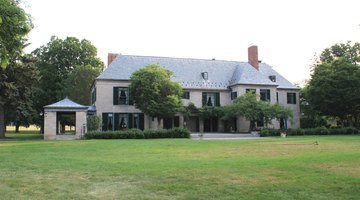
<box><xmin>201</xmin><ymin>72</ymin><xmax>208</xmax><ymax>80</ymax></box>
<box><xmin>269</xmin><ymin>75</ymin><xmax>276</xmax><ymax>82</ymax></box>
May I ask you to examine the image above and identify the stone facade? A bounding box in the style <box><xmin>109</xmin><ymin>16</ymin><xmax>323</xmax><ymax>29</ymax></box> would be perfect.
<box><xmin>93</xmin><ymin>79</ymin><xmax>300</xmax><ymax>132</ymax></box>
<box><xmin>93</xmin><ymin>46</ymin><xmax>300</xmax><ymax>132</ymax></box>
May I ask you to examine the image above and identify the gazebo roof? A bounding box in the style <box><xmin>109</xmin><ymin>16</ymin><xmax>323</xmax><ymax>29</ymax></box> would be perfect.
<box><xmin>44</xmin><ymin>97</ymin><xmax>89</xmax><ymax>110</ymax></box>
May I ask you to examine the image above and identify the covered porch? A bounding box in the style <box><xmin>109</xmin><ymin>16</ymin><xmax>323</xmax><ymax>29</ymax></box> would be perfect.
<box><xmin>43</xmin><ymin>97</ymin><xmax>89</xmax><ymax>140</ymax></box>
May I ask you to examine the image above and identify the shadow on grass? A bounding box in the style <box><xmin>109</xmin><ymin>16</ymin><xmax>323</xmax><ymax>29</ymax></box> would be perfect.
<box><xmin>1</xmin><ymin>131</ymin><xmax>43</xmax><ymax>141</ymax></box>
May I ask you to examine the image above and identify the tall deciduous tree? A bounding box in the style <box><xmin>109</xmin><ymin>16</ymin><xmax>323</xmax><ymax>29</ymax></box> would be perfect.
<box><xmin>307</xmin><ymin>41</ymin><xmax>360</xmax><ymax>127</ymax></box>
<box><xmin>3</xmin><ymin>54</ymin><xmax>39</xmax><ymax>133</ymax></box>
<box><xmin>64</xmin><ymin>65</ymin><xmax>101</xmax><ymax>105</ymax></box>
<box><xmin>129</xmin><ymin>64</ymin><xmax>183</xmax><ymax>128</ymax></box>
<box><xmin>307</xmin><ymin>58</ymin><xmax>360</xmax><ymax>126</ymax></box>
<box><xmin>32</xmin><ymin>36</ymin><xmax>104</xmax><ymax>130</ymax></box>
<box><xmin>0</xmin><ymin>0</ymin><xmax>33</xmax><ymax>137</ymax></box>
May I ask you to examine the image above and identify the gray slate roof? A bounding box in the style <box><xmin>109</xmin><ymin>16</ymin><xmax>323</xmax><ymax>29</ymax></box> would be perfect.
<box><xmin>44</xmin><ymin>97</ymin><xmax>89</xmax><ymax>110</ymax></box>
<box><xmin>97</xmin><ymin>54</ymin><xmax>297</xmax><ymax>90</ymax></box>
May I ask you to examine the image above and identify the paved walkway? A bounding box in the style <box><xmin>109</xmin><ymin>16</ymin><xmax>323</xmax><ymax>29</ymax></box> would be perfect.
<box><xmin>191</xmin><ymin>132</ymin><xmax>263</xmax><ymax>140</ymax></box>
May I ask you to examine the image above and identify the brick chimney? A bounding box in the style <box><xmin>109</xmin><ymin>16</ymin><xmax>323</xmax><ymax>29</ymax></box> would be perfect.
<box><xmin>248</xmin><ymin>45</ymin><xmax>259</xmax><ymax>70</ymax></box>
<box><xmin>107</xmin><ymin>53</ymin><xmax>118</xmax><ymax>66</ymax></box>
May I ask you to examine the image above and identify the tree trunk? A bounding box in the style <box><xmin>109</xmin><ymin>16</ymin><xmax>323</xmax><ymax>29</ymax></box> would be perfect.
<box><xmin>15</xmin><ymin>123</ymin><xmax>20</xmax><ymax>133</ymax></box>
<box><xmin>0</xmin><ymin>105</ymin><xmax>5</xmax><ymax>138</ymax></box>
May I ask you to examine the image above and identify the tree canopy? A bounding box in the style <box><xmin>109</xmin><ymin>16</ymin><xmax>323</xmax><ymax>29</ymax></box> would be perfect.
<box><xmin>0</xmin><ymin>0</ymin><xmax>32</xmax><ymax>68</ymax></box>
<box><xmin>306</xmin><ymin>41</ymin><xmax>360</xmax><ymax>127</ymax></box>
<box><xmin>129</xmin><ymin>64</ymin><xmax>183</xmax><ymax>122</ymax></box>
<box><xmin>31</xmin><ymin>36</ymin><xmax>104</xmax><ymax>128</ymax></box>
<box><xmin>64</xmin><ymin>64</ymin><xmax>101</xmax><ymax>105</ymax></box>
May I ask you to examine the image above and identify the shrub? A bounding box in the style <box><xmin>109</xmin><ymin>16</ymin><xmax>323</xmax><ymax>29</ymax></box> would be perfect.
<box><xmin>87</xmin><ymin>115</ymin><xmax>101</xmax><ymax>131</ymax></box>
<box><xmin>259</xmin><ymin>129</ymin><xmax>282</xmax><ymax>137</ymax></box>
<box><xmin>85</xmin><ymin>127</ymin><xmax>190</xmax><ymax>139</ymax></box>
<box><xmin>260</xmin><ymin>127</ymin><xmax>359</xmax><ymax>137</ymax></box>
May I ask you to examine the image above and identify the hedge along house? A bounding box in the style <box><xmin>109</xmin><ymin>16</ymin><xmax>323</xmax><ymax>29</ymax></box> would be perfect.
<box><xmin>43</xmin><ymin>97</ymin><xmax>90</xmax><ymax>140</ymax></box>
<box><xmin>92</xmin><ymin>46</ymin><xmax>300</xmax><ymax>132</ymax></box>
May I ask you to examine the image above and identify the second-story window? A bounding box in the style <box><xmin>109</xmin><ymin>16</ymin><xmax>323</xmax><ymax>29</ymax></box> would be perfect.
<box><xmin>287</xmin><ymin>92</ymin><xmax>297</xmax><ymax>104</ymax></box>
<box><xmin>260</xmin><ymin>89</ymin><xmax>271</xmax><ymax>101</ymax></box>
<box><xmin>113</xmin><ymin>87</ymin><xmax>133</xmax><ymax>105</ymax></box>
<box><xmin>202</xmin><ymin>92</ymin><xmax>220</xmax><ymax>107</ymax></box>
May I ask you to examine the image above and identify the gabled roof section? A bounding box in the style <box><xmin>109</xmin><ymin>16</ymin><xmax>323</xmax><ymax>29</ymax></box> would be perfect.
<box><xmin>97</xmin><ymin>54</ymin><xmax>297</xmax><ymax>90</ymax></box>
<box><xmin>44</xmin><ymin>97</ymin><xmax>88</xmax><ymax>110</ymax></box>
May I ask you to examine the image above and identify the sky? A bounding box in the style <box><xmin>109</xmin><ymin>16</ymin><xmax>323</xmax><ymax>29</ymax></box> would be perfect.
<box><xmin>22</xmin><ymin>0</ymin><xmax>360</xmax><ymax>85</ymax></box>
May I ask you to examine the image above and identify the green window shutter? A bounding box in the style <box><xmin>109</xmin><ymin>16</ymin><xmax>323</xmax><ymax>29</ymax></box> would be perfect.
<box><xmin>128</xmin><ymin>113</ymin><xmax>133</xmax><ymax>129</ymax></box>
<box><xmin>215</xmin><ymin>93</ymin><xmax>220</xmax><ymax>107</ymax></box>
<box><xmin>102</xmin><ymin>113</ymin><xmax>108</xmax><ymax>131</ymax></box>
<box><xmin>114</xmin><ymin>113</ymin><xmax>119</xmax><ymax>131</ymax></box>
<box><xmin>202</xmin><ymin>93</ymin><xmax>207</xmax><ymax>106</ymax></box>
<box><xmin>139</xmin><ymin>113</ymin><xmax>144</xmax><ymax>130</ymax></box>
<box><xmin>128</xmin><ymin>88</ymin><xmax>134</xmax><ymax>105</ymax></box>
<box><xmin>113</xmin><ymin>87</ymin><xmax>119</xmax><ymax>105</ymax></box>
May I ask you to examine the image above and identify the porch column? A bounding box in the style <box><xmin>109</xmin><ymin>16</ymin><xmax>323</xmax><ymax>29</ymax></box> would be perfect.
<box><xmin>179</xmin><ymin>115</ymin><xmax>184</xmax><ymax>128</ymax></box>
<box><xmin>218</xmin><ymin>118</ymin><xmax>225</xmax><ymax>132</ymax></box>
<box><xmin>199</xmin><ymin>117</ymin><xmax>204</xmax><ymax>132</ymax></box>
<box><xmin>75</xmin><ymin>111</ymin><xmax>87</xmax><ymax>137</ymax></box>
<box><xmin>44</xmin><ymin>111</ymin><xmax>57</xmax><ymax>140</ymax></box>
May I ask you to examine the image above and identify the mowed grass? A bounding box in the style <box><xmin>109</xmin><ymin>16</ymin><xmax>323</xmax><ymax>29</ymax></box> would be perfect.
<box><xmin>0</xmin><ymin>134</ymin><xmax>359</xmax><ymax>200</ymax></box>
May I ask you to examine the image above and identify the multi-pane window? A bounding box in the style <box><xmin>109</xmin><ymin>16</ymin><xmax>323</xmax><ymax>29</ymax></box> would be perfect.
<box><xmin>202</xmin><ymin>92</ymin><xmax>220</xmax><ymax>107</ymax></box>
<box><xmin>260</xmin><ymin>89</ymin><xmax>271</xmax><ymax>101</ymax></box>
<box><xmin>102</xmin><ymin>112</ymin><xmax>144</xmax><ymax>131</ymax></box>
<box><xmin>182</xmin><ymin>91</ymin><xmax>190</xmax><ymax>99</ymax></box>
<box><xmin>113</xmin><ymin>87</ymin><xmax>133</xmax><ymax>105</ymax></box>
<box><xmin>231</xmin><ymin>92</ymin><xmax>237</xmax><ymax>100</ymax></box>
<box><xmin>287</xmin><ymin>92</ymin><xmax>297</xmax><ymax>104</ymax></box>
<box><xmin>102</xmin><ymin>113</ymin><xmax>114</xmax><ymax>131</ymax></box>
<box><xmin>246</xmin><ymin>89</ymin><xmax>256</xmax><ymax>94</ymax></box>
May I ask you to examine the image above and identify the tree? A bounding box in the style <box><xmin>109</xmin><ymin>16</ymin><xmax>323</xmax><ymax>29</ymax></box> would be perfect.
<box><xmin>299</xmin><ymin>85</ymin><xmax>328</xmax><ymax>128</ymax></box>
<box><xmin>0</xmin><ymin>0</ymin><xmax>33</xmax><ymax>137</ymax></box>
<box><xmin>5</xmin><ymin>55</ymin><xmax>39</xmax><ymax>133</ymax></box>
<box><xmin>32</xmin><ymin>36</ymin><xmax>104</xmax><ymax>130</ymax></box>
<box><xmin>129</xmin><ymin>64</ymin><xmax>183</xmax><ymax>128</ymax></box>
<box><xmin>307</xmin><ymin>57</ymin><xmax>360</xmax><ymax>126</ymax></box>
<box><xmin>223</xmin><ymin>93</ymin><xmax>292</xmax><ymax>131</ymax></box>
<box><xmin>64</xmin><ymin>65</ymin><xmax>101</xmax><ymax>105</ymax></box>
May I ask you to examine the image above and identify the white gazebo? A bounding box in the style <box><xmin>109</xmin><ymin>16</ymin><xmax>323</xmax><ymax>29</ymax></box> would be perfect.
<box><xmin>43</xmin><ymin>97</ymin><xmax>89</xmax><ymax>140</ymax></box>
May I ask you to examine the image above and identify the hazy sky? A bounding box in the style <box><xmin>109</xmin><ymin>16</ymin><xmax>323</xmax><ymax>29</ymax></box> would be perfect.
<box><xmin>23</xmin><ymin>0</ymin><xmax>360</xmax><ymax>84</ymax></box>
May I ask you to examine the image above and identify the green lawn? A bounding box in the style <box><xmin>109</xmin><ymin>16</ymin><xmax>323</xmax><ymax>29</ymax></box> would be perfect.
<box><xmin>1</xmin><ymin>134</ymin><xmax>359</xmax><ymax>200</ymax></box>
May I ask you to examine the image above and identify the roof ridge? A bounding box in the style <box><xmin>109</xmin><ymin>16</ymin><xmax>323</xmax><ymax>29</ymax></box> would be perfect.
<box><xmin>119</xmin><ymin>54</ymin><xmax>248</xmax><ymax>64</ymax></box>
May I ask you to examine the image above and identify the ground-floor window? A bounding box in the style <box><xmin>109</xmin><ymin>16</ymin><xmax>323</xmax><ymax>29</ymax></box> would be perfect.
<box><xmin>102</xmin><ymin>113</ymin><xmax>144</xmax><ymax>131</ymax></box>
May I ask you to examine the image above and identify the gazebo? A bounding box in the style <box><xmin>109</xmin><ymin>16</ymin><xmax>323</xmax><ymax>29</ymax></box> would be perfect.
<box><xmin>43</xmin><ymin>97</ymin><xmax>89</xmax><ymax>140</ymax></box>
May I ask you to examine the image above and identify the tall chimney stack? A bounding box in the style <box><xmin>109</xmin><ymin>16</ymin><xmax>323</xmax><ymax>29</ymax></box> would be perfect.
<box><xmin>107</xmin><ymin>53</ymin><xmax>118</xmax><ymax>66</ymax></box>
<box><xmin>248</xmin><ymin>45</ymin><xmax>259</xmax><ymax>70</ymax></box>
